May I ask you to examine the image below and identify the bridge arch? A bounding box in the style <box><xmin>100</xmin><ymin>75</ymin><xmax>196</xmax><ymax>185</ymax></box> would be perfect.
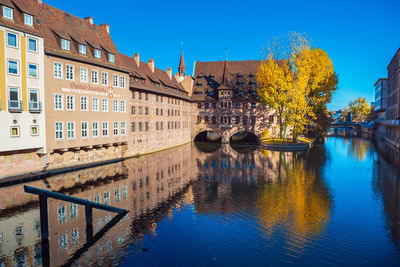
<box><xmin>194</xmin><ymin>130</ymin><xmax>222</xmax><ymax>143</ymax></box>
<box><xmin>229</xmin><ymin>131</ymin><xmax>259</xmax><ymax>145</ymax></box>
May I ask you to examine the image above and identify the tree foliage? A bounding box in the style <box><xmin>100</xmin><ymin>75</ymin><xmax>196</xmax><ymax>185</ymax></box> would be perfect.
<box><xmin>348</xmin><ymin>97</ymin><xmax>371</xmax><ymax>122</ymax></box>
<box><xmin>256</xmin><ymin>32</ymin><xmax>338</xmax><ymax>141</ymax></box>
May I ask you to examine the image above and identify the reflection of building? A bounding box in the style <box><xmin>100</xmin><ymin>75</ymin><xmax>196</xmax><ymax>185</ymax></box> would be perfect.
<box><xmin>0</xmin><ymin>0</ymin><xmax>47</xmax><ymax>178</ymax></box>
<box><xmin>387</xmin><ymin>48</ymin><xmax>400</xmax><ymax>120</ymax></box>
<box><xmin>190</xmin><ymin>59</ymin><xmax>278</xmax><ymax>142</ymax></box>
<box><xmin>374</xmin><ymin>78</ymin><xmax>388</xmax><ymax>120</ymax></box>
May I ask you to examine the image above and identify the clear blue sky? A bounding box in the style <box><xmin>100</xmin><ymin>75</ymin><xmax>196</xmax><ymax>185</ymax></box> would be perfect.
<box><xmin>46</xmin><ymin>0</ymin><xmax>400</xmax><ymax>110</ymax></box>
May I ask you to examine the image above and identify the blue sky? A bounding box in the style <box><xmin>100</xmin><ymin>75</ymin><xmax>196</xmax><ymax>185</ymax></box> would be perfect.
<box><xmin>46</xmin><ymin>0</ymin><xmax>400</xmax><ymax>110</ymax></box>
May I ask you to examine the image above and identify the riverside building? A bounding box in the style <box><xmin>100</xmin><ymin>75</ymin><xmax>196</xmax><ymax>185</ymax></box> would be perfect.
<box><xmin>374</xmin><ymin>78</ymin><xmax>388</xmax><ymax>120</ymax></box>
<box><xmin>190</xmin><ymin>59</ymin><xmax>277</xmax><ymax>142</ymax></box>
<box><xmin>38</xmin><ymin>3</ymin><xmax>131</xmax><ymax>170</ymax></box>
<box><xmin>0</xmin><ymin>0</ymin><xmax>46</xmax><ymax>177</ymax></box>
<box><xmin>387</xmin><ymin>48</ymin><xmax>400</xmax><ymax>121</ymax></box>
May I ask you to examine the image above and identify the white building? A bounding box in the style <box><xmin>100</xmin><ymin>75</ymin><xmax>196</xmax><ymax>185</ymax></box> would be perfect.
<box><xmin>0</xmin><ymin>0</ymin><xmax>46</xmax><ymax>178</ymax></box>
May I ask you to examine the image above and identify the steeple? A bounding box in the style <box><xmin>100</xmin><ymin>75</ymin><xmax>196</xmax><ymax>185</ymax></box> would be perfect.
<box><xmin>221</xmin><ymin>48</ymin><xmax>229</xmax><ymax>86</ymax></box>
<box><xmin>178</xmin><ymin>45</ymin><xmax>186</xmax><ymax>77</ymax></box>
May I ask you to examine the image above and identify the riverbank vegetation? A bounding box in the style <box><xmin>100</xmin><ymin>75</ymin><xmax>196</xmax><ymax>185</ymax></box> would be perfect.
<box><xmin>340</xmin><ymin>97</ymin><xmax>372</xmax><ymax>122</ymax></box>
<box><xmin>256</xmin><ymin>32</ymin><xmax>338</xmax><ymax>142</ymax></box>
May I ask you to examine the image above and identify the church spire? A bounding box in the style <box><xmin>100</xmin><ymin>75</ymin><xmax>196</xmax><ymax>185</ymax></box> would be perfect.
<box><xmin>178</xmin><ymin>44</ymin><xmax>186</xmax><ymax>77</ymax></box>
<box><xmin>221</xmin><ymin>48</ymin><xmax>229</xmax><ymax>86</ymax></box>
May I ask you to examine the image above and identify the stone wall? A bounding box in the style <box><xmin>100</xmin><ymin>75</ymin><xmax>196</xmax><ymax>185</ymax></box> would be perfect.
<box><xmin>0</xmin><ymin>150</ymin><xmax>45</xmax><ymax>179</ymax></box>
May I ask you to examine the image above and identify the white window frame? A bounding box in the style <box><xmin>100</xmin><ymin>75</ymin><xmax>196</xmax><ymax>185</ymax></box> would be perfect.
<box><xmin>79</xmin><ymin>44</ymin><xmax>87</xmax><ymax>55</ymax></box>
<box><xmin>113</xmin><ymin>99</ymin><xmax>119</xmax><ymax>112</ymax></box>
<box><xmin>66</xmin><ymin>95</ymin><xmax>74</xmax><ymax>110</ymax></box>
<box><xmin>54</xmin><ymin>62</ymin><xmax>62</xmax><ymax>79</ymax></box>
<box><xmin>113</xmin><ymin>74</ymin><xmax>118</xmax><ymax>87</ymax></box>
<box><xmin>27</xmin><ymin>37</ymin><xmax>37</xmax><ymax>52</ymax></box>
<box><xmin>102</xmin><ymin>98</ymin><xmax>108</xmax><ymax>112</ymax></box>
<box><xmin>80</xmin><ymin>96</ymin><xmax>88</xmax><ymax>111</ymax></box>
<box><xmin>113</xmin><ymin>121</ymin><xmax>118</xmax><ymax>136</ymax></box>
<box><xmin>54</xmin><ymin>94</ymin><xmax>63</xmax><ymax>110</ymax></box>
<box><xmin>24</xmin><ymin>13</ymin><xmax>33</xmax><ymax>26</ymax></box>
<box><xmin>28</xmin><ymin>63</ymin><xmax>38</xmax><ymax>78</ymax></box>
<box><xmin>80</xmin><ymin>67</ymin><xmax>88</xmax><ymax>82</ymax></box>
<box><xmin>6</xmin><ymin>32</ymin><xmax>17</xmax><ymax>48</ymax></box>
<box><xmin>66</xmin><ymin>65</ymin><xmax>74</xmax><ymax>80</ymax></box>
<box><xmin>92</xmin><ymin>121</ymin><xmax>99</xmax><ymax>138</ymax></box>
<box><xmin>67</xmin><ymin>121</ymin><xmax>75</xmax><ymax>139</ymax></box>
<box><xmin>7</xmin><ymin>60</ymin><xmax>19</xmax><ymax>75</ymax></box>
<box><xmin>10</xmin><ymin>126</ymin><xmax>20</xmax><ymax>137</ymax></box>
<box><xmin>120</xmin><ymin>100</ymin><xmax>126</xmax><ymax>112</ymax></box>
<box><xmin>3</xmin><ymin>6</ymin><xmax>13</xmax><ymax>20</ymax></box>
<box><xmin>31</xmin><ymin>125</ymin><xmax>39</xmax><ymax>136</ymax></box>
<box><xmin>102</xmin><ymin>122</ymin><xmax>109</xmax><ymax>137</ymax></box>
<box><xmin>101</xmin><ymin>72</ymin><xmax>108</xmax><ymax>86</ymax></box>
<box><xmin>94</xmin><ymin>49</ymin><xmax>101</xmax><ymax>59</ymax></box>
<box><xmin>61</xmin><ymin>39</ymin><xmax>70</xmax><ymax>51</ymax></box>
<box><xmin>109</xmin><ymin>53</ymin><xmax>115</xmax><ymax>63</ymax></box>
<box><xmin>81</xmin><ymin>121</ymin><xmax>88</xmax><ymax>139</ymax></box>
<box><xmin>91</xmin><ymin>70</ymin><xmax>98</xmax><ymax>84</ymax></box>
<box><xmin>55</xmin><ymin>122</ymin><xmax>64</xmax><ymax>140</ymax></box>
<box><xmin>120</xmin><ymin>122</ymin><xmax>126</xmax><ymax>136</ymax></box>
<box><xmin>120</xmin><ymin>76</ymin><xmax>126</xmax><ymax>88</ymax></box>
<box><xmin>92</xmin><ymin>97</ymin><xmax>99</xmax><ymax>111</ymax></box>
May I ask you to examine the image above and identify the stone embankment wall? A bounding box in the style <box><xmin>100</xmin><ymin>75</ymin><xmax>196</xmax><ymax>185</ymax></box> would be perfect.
<box><xmin>372</xmin><ymin>123</ymin><xmax>400</xmax><ymax>149</ymax></box>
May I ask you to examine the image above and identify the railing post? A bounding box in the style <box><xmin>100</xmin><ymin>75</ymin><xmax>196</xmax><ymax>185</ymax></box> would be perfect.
<box><xmin>39</xmin><ymin>195</ymin><xmax>49</xmax><ymax>240</ymax></box>
<box><xmin>85</xmin><ymin>205</ymin><xmax>93</xmax><ymax>242</ymax></box>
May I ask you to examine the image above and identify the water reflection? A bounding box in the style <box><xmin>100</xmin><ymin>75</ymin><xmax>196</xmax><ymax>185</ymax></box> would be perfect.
<box><xmin>0</xmin><ymin>139</ymin><xmax>400</xmax><ymax>266</ymax></box>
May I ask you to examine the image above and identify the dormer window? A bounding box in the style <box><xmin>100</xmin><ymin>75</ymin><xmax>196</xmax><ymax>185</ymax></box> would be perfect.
<box><xmin>24</xmin><ymin>14</ymin><xmax>33</xmax><ymax>26</ymax></box>
<box><xmin>197</xmin><ymin>75</ymin><xmax>204</xmax><ymax>78</ymax></box>
<box><xmin>79</xmin><ymin>44</ymin><xmax>86</xmax><ymax>55</ymax></box>
<box><xmin>61</xmin><ymin>39</ymin><xmax>70</xmax><ymax>51</ymax></box>
<box><xmin>3</xmin><ymin>6</ymin><xmax>13</xmax><ymax>20</ymax></box>
<box><xmin>197</xmin><ymin>83</ymin><xmax>202</xmax><ymax>87</ymax></box>
<box><xmin>109</xmin><ymin>53</ymin><xmax>115</xmax><ymax>63</ymax></box>
<box><xmin>210</xmin><ymin>75</ymin><xmax>215</xmax><ymax>79</ymax></box>
<box><xmin>239</xmin><ymin>83</ymin><xmax>243</xmax><ymax>87</ymax></box>
<box><xmin>94</xmin><ymin>49</ymin><xmax>101</xmax><ymax>59</ymax></box>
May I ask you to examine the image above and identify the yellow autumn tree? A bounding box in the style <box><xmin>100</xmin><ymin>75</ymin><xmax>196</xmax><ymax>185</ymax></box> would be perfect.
<box><xmin>256</xmin><ymin>32</ymin><xmax>338</xmax><ymax>141</ymax></box>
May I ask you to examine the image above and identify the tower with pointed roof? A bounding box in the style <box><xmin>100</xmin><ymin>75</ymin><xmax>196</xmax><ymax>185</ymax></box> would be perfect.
<box><xmin>178</xmin><ymin>49</ymin><xmax>186</xmax><ymax>82</ymax></box>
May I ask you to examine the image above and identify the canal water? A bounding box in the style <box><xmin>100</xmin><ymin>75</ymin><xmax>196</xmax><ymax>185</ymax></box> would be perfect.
<box><xmin>0</xmin><ymin>136</ymin><xmax>400</xmax><ymax>266</ymax></box>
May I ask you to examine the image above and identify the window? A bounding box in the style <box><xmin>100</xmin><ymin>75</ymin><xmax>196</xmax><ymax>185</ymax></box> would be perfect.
<box><xmin>243</xmin><ymin>116</ymin><xmax>248</xmax><ymax>124</ymax></box>
<box><xmin>92</xmin><ymin>97</ymin><xmax>99</xmax><ymax>111</ymax></box>
<box><xmin>131</xmin><ymin>122</ymin><xmax>135</xmax><ymax>132</ymax></box>
<box><xmin>23</xmin><ymin>13</ymin><xmax>33</xmax><ymax>26</ymax></box>
<box><xmin>55</xmin><ymin>122</ymin><xmax>63</xmax><ymax>140</ymax></box>
<box><xmin>109</xmin><ymin>53</ymin><xmax>115</xmax><ymax>63</ymax></box>
<box><xmin>102</xmin><ymin>122</ymin><xmax>108</xmax><ymax>136</ymax></box>
<box><xmin>120</xmin><ymin>76</ymin><xmax>126</xmax><ymax>88</ymax></box>
<box><xmin>139</xmin><ymin>122</ymin><xmax>142</xmax><ymax>132</ymax></box>
<box><xmin>121</xmin><ymin>122</ymin><xmax>126</xmax><ymax>135</ymax></box>
<box><xmin>66</xmin><ymin>65</ymin><xmax>74</xmax><ymax>80</ymax></box>
<box><xmin>145</xmin><ymin>107</ymin><xmax>148</xmax><ymax>115</ymax></box>
<box><xmin>10</xmin><ymin>126</ymin><xmax>19</xmax><ymax>137</ymax></box>
<box><xmin>145</xmin><ymin>122</ymin><xmax>148</xmax><ymax>132</ymax></box>
<box><xmin>236</xmin><ymin>116</ymin><xmax>240</xmax><ymax>124</ymax></box>
<box><xmin>80</xmin><ymin>68</ymin><xmax>88</xmax><ymax>82</ymax></box>
<box><xmin>81</xmin><ymin>122</ymin><xmax>88</xmax><ymax>138</ymax></box>
<box><xmin>113</xmin><ymin>74</ymin><xmax>118</xmax><ymax>87</ymax></box>
<box><xmin>251</xmin><ymin>103</ymin><xmax>256</xmax><ymax>108</ymax></box>
<box><xmin>31</xmin><ymin>125</ymin><xmax>39</xmax><ymax>136</ymax></box>
<box><xmin>102</xmin><ymin>72</ymin><xmax>108</xmax><ymax>85</ymax></box>
<box><xmin>104</xmin><ymin>192</ymin><xmax>110</xmax><ymax>205</ymax></box>
<box><xmin>29</xmin><ymin>89</ymin><xmax>38</xmax><ymax>111</ymax></box>
<box><xmin>7</xmin><ymin>32</ymin><xmax>17</xmax><ymax>47</ymax></box>
<box><xmin>120</xmin><ymin>100</ymin><xmax>126</xmax><ymax>112</ymax></box>
<box><xmin>61</xmin><ymin>39</ymin><xmax>70</xmax><ymax>51</ymax></box>
<box><xmin>55</xmin><ymin>94</ymin><xmax>63</xmax><ymax>110</ymax></box>
<box><xmin>113</xmin><ymin>122</ymin><xmax>118</xmax><ymax>136</ymax></box>
<box><xmin>79</xmin><ymin>44</ymin><xmax>86</xmax><ymax>55</ymax></box>
<box><xmin>92</xmin><ymin>122</ymin><xmax>98</xmax><ymax>137</ymax></box>
<box><xmin>66</xmin><ymin>95</ymin><xmax>74</xmax><ymax>110</ymax></box>
<box><xmin>28</xmin><ymin>64</ymin><xmax>38</xmax><ymax>78</ymax></box>
<box><xmin>91</xmin><ymin>70</ymin><xmax>98</xmax><ymax>84</ymax></box>
<box><xmin>28</xmin><ymin>38</ymin><xmax>37</xmax><ymax>52</ymax></box>
<box><xmin>80</xmin><ymin>96</ymin><xmax>88</xmax><ymax>111</ymax></box>
<box><xmin>94</xmin><ymin>49</ymin><xmax>101</xmax><ymax>59</ymax></box>
<box><xmin>197</xmin><ymin>103</ymin><xmax>201</xmax><ymax>108</ymax></box>
<box><xmin>113</xmin><ymin>100</ymin><xmax>118</xmax><ymax>112</ymax></box>
<box><xmin>3</xmin><ymin>6</ymin><xmax>13</xmax><ymax>20</ymax></box>
<box><xmin>102</xmin><ymin>98</ymin><xmax>108</xmax><ymax>111</ymax></box>
<box><xmin>70</xmin><ymin>203</ymin><xmax>77</xmax><ymax>220</ymax></box>
<box><xmin>131</xmin><ymin>106</ymin><xmax>135</xmax><ymax>115</ymax></box>
<box><xmin>8</xmin><ymin>60</ymin><xmax>18</xmax><ymax>75</ymax></box>
<box><xmin>138</xmin><ymin>106</ymin><xmax>142</xmax><ymax>115</ymax></box>
<box><xmin>54</xmin><ymin>62</ymin><xmax>62</xmax><ymax>78</ymax></box>
<box><xmin>58</xmin><ymin>206</ymin><xmax>66</xmax><ymax>223</ymax></box>
<box><xmin>67</xmin><ymin>122</ymin><xmax>75</xmax><ymax>139</ymax></box>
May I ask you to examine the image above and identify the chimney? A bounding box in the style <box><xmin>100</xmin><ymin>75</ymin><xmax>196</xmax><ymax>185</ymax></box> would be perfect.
<box><xmin>134</xmin><ymin>53</ymin><xmax>140</xmax><ymax>66</ymax></box>
<box><xmin>100</xmin><ymin>23</ymin><xmax>110</xmax><ymax>34</ymax></box>
<box><xmin>167</xmin><ymin>68</ymin><xmax>172</xmax><ymax>80</ymax></box>
<box><xmin>85</xmin><ymin>17</ymin><xmax>93</xmax><ymax>25</ymax></box>
<box><xmin>148</xmin><ymin>59</ymin><xmax>154</xmax><ymax>73</ymax></box>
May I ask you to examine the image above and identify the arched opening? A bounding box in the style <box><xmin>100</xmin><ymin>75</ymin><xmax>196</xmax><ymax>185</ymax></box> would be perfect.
<box><xmin>229</xmin><ymin>131</ymin><xmax>259</xmax><ymax>146</ymax></box>
<box><xmin>194</xmin><ymin>131</ymin><xmax>222</xmax><ymax>153</ymax></box>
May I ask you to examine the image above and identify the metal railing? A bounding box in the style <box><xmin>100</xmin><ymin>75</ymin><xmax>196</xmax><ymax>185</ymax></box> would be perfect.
<box><xmin>29</xmin><ymin>101</ymin><xmax>42</xmax><ymax>112</ymax></box>
<box><xmin>8</xmin><ymin>100</ymin><xmax>22</xmax><ymax>112</ymax></box>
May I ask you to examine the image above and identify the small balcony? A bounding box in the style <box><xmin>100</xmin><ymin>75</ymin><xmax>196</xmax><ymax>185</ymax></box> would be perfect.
<box><xmin>29</xmin><ymin>101</ymin><xmax>42</xmax><ymax>113</ymax></box>
<box><xmin>8</xmin><ymin>100</ymin><xmax>22</xmax><ymax>112</ymax></box>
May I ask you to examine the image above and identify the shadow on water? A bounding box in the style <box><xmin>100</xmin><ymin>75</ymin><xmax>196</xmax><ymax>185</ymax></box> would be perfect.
<box><xmin>194</xmin><ymin>141</ymin><xmax>222</xmax><ymax>153</ymax></box>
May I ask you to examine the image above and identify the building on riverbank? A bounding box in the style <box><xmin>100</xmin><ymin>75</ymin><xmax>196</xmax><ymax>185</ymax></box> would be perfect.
<box><xmin>386</xmin><ymin>48</ymin><xmax>400</xmax><ymax>121</ymax></box>
<box><xmin>0</xmin><ymin>0</ymin><xmax>47</xmax><ymax>177</ymax></box>
<box><xmin>38</xmin><ymin>3</ymin><xmax>131</xmax><ymax>170</ymax></box>
<box><xmin>190</xmin><ymin>59</ymin><xmax>278</xmax><ymax>142</ymax></box>
<box><xmin>374</xmin><ymin>78</ymin><xmax>387</xmax><ymax>120</ymax></box>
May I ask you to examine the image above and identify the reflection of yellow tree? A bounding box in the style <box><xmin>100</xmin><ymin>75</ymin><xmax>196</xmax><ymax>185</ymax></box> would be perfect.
<box><xmin>256</xmin><ymin>156</ymin><xmax>331</xmax><ymax>251</ymax></box>
<box><xmin>349</xmin><ymin>138</ymin><xmax>370</xmax><ymax>161</ymax></box>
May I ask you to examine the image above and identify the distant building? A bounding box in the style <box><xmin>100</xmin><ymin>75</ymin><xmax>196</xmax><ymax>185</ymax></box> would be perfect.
<box><xmin>374</xmin><ymin>78</ymin><xmax>387</xmax><ymax>120</ymax></box>
<box><xmin>386</xmin><ymin>48</ymin><xmax>400</xmax><ymax>120</ymax></box>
